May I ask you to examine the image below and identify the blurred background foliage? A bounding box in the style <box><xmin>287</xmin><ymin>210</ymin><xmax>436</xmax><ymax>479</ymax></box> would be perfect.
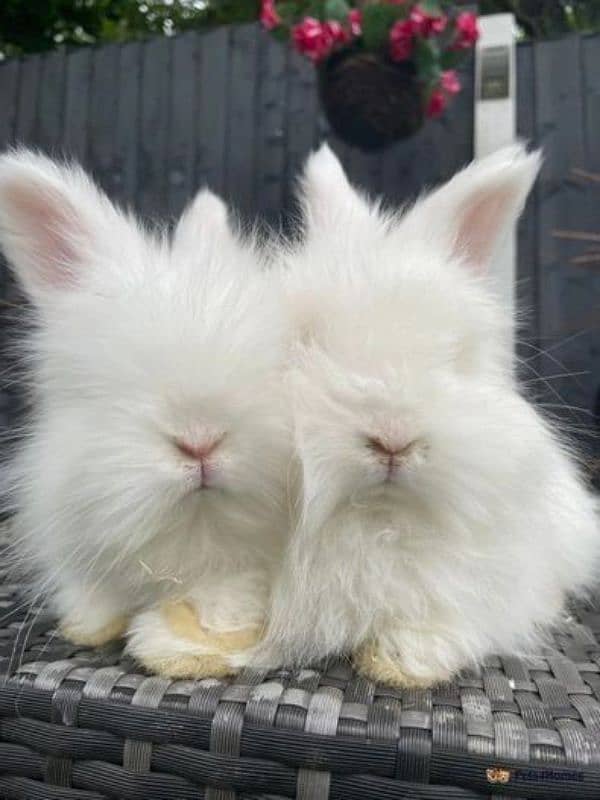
<box><xmin>2</xmin><ymin>0</ymin><xmax>600</xmax><ymax>58</ymax></box>
<box><xmin>0</xmin><ymin>1</ymin><xmax>259</xmax><ymax>57</ymax></box>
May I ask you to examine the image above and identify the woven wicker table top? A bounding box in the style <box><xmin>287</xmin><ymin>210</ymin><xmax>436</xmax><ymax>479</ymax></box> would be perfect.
<box><xmin>2</xmin><ymin>528</ymin><xmax>600</xmax><ymax>800</ymax></box>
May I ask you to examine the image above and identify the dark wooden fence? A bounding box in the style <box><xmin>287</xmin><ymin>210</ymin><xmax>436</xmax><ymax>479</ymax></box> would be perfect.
<box><xmin>0</xmin><ymin>24</ymin><xmax>598</xmax><ymax>467</ymax></box>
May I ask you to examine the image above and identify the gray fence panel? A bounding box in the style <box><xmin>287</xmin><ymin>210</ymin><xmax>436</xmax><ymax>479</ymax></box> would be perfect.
<box><xmin>113</xmin><ymin>41</ymin><xmax>142</xmax><ymax>209</ymax></box>
<box><xmin>226</xmin><ymin>24</ymin><xmax>261</xmax><ymax>215</ymax></box>
<box><xmin>167</xmin><ymin>32</ymin><xmax>198</xmax><ymax>219</ymax></box>
<box><xmin>196</xmin><ymin>26</ymin><xmax>230</xmax><ymax>197</ymax></box>
<box><xmin>284</xmin><ymin>49</ymin><xmax>319</xmax><ymax>210</ymax></box>
<box><xmin>0</xmin><ymin>59</ymin><xmax>19</xmax><ymax>148</ymax></box>
<box><xmin>533</xmin><ymin>35</ymin><xmax>599</xmax><ymax>459</ymax></box>
<box><xmin>37</xmin><ymin>50</ymin><xmax>65</xmax><ymax>154</ymax></box>
<box><xmin>14</xmin><ymin>53</ymin><xmax>40</xmax><ymax>146</ymax></box>
<box><xmin>89</xmin><ymin>43</ymin><xmax>120</xmax><ymax>199</ymax></box>
<box><xmin>255</xmin><ymin>32</ymin><xmax>288</xmax><ymax>225</ymax></box>
<box><xmin>515</xmin><ymin>41</ymin><xmax>538</xmax><ymax>365</ymax></box>
<box><xmin>580</xmin><ymin>35</ymin><xmax>600</xmax><ymax>465</ymax></box>
<box><xmin>0</xmin><ymin>23</ymin><xmax>597</xmax><ymax>464</ymax></box>
<box><xmin>139</xmin><ymin>36</ymin><xmax>172</xmax><ymax>220</ymax></box>
<box><xmin>63</xmin><ymin>47</ymin><xmax>92</xmax><ymax>161</ymax></box>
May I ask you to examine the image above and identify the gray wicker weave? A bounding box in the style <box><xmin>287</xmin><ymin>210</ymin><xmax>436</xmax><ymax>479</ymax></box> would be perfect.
<box><xmin>2</xmin><ymin>526</ymin><xmax>600</xmax><ymax>800</ymax></box>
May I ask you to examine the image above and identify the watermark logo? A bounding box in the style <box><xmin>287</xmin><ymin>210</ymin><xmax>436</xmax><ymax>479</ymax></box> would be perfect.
<box><xmin>486</xmin><ymin>767</ymin><xmax>512</xmax><ymax>784</ymax></box>
<box><xmin>486</xmin><ymin>766</ymin><xmax>585</xmax><ymax>784</ymax></box>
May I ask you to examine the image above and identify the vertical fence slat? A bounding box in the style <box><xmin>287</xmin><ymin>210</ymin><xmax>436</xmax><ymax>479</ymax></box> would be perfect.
<box><xmin>138</xmin><ymin>36</ymin><xmax>171</xmax><ymax>219</ymax></box>
<box><xmin>255</xmin><ymin>37</ymin><xmax>287</xmax><ymax>224</ymax></box>
<box><xmin>113</xmin><ymin>41</ymin><xmax>141</xmax><ymax>210</ymax></box>
<box><xmin>167</xmin><ymin>32</ymin><xmax>198</xmax><ymax>219</ymax></box>
<box><xmin>582</xmin><ymin>34</ymin><xmax>600</xmax><ymax>170</ymax></box>
<box><xmin>534</xmin><ymin>35</ymin><xmax>591</xmax><ymax>431</ymax></box>
<box><xmin>515</xmin><ymin>41</ymin><xmax>539</xmax><ymax>365</ymax></box>
<box><xmin>88</xmin><ymin>43</ymin><xmax>120</xmax><ymax>195</ymax></box>
<box><xmin>343</xmin><ymin>147</ymin><xmax>383</xmax><ymax>201</ymax></box>
<box><xmin>0</xmin><ymin>59</ymin><xmax>20</xmax><ymax>148</ymax></box>
<box><xmin>535</xmin><ymin>36</ymin><xmax>585</xmax><ymax>336</ymax></box>
<box><xmin>0</xmin><ymin>58</ymin><xmax>21</xmax><ymax>437</ymax></box>
<box><xmin>196</xmin><ymin>26</ymin><xmax>230</xmax><ymax>196</ymax></box>
<box><xmin>441</xmin><ymin>55</ymin><xmax>475</xmax><ymax>179</ymax></box>
<box><xmin>226</xmin><ymin>24</ymin><xmax>260</xmax><ymax>215</ymax></box>
<box><xmin>14</xmin><ymin>53</ymin><xmax>40</xmax><ymax>146</ymax></box>
<box><xmin>379</xmin><ymin>128</ymin><xmax>422</xmax><ymax>208</ymax></box>
<box><xmin>37</xmin><ymin>50</ymin><xmax>65</xmax><ymax>156</ymax></box>
<box><xmin>578</xmin><ymin>34</ymin><xmax>600</xmax><ymax>463</ymax></box>
<box><xmin>285</xmin><ymin>50</ymin><xmax>319</xmax><ymax>209</ymax></box>
<box><xmin>63</xmin><ymin>47</ymin><xmax>91</xmax><ymax>162</ymax></box>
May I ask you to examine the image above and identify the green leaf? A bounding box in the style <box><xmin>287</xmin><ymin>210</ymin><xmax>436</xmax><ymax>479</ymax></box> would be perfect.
<box><xmin>304</xmin><ymin>1</ymin><xmax>325</xmax><ymax>20</ymax></box>
<box><xmin>324</xmin><ymin>0</ymin><xmax>350</xmax><ymax>23</ymax></box>
<box><xmin>439</xmin><ymin>49</ymin><xmax>466</xmax><ymax>70</ymax></box>
<box><xmin>414</xmin><ymin>38</ymin><xmax>442</xmax><ymax>84</ymax></box>
<box><xmin>275</xmin><ymin>2</ymin><xmax>300</xmax><ymax>26</ymax></box>
<box><xmin>362</xmin><ymin>4</ymin><xmax>404</xmax><ymax>51</ymax></box>
<box><xmin>420</xmin><ymin>0</ymin><xmax>443</xmax><ymax>16</ymax></box>
<box><xmin>270</xmin><ymin>25</ymin><xmax>291</xmax><ymax>42</ymax></box>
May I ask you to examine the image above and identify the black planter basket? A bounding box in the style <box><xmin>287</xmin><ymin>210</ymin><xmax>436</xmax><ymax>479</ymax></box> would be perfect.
<box><xmin>319</xmin><ymin>48</ymin><xmax>425</xmax><ymax>151</ymax></box>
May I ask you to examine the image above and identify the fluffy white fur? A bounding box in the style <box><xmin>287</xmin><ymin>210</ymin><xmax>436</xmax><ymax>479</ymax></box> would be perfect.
<box><xmin>0</xmin><ymin>150</ymin><xmax>291</xmax><ymax>672</ymax></box>
<box><xmin>256</xmin><ymin>143</ymin><xmax>600</xmax><ymax>686</ymax></box>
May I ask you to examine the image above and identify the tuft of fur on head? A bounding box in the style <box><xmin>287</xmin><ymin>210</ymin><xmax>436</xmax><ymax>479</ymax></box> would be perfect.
<box><xmin>0</xmin><ymin>149</ymin><xmax>292</xmax><ymax>634</ymax></box>
<box><xmin>257</xmin><ymin>143</ymin><xmax>599</xmax><ymax>676</ymax></box>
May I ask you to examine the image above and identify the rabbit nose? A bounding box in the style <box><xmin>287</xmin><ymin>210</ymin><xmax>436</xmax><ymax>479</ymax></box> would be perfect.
<box><xmin>176</xmin><ymin>434</ymin><xmax>224</xmax><ymax>461</ymax></box>
<box><xmin>366</xmin><ymin>435</ymin><xmax>414</xmax><ymax>459</ymax></box>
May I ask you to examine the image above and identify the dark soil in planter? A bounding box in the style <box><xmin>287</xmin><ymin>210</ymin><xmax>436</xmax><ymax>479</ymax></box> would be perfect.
<box><xmin>319</xmin><ymin>48</ymin><xmax>425</xmax><ymax>152</ymax></box>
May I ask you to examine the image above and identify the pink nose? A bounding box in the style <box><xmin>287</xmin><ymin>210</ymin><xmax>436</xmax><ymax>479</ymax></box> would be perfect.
<box><xmin>366</xmin><ymin>435</ymin><xmax>413</xmax><ymax>459</ymax></box>
<box><xmin>176</xmin><ymin>435</ymin><xmax>224</xmax><ymax>461</ymax></box>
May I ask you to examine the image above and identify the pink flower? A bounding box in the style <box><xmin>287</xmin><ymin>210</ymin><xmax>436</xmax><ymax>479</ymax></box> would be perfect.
<box><xmin>349</xmin><ymin>9</ymin><xmax>362</xmax><ymax>37</ymax></box>
<box><xmin>410</xmin><ymin>6</ymin><xmax>447</xmax><ymax>37</ymax></box>
<box><xmin>426</xmin><ymin>88</ymin><xmax>447</xmax><ymax>118</ymax></box>
<box><xmin>389</xmin><ymin>19</ymin><xmax>415</xmax><ymax>62</ymax></box>
<box><xmin>441</xmin><ymin>69</ymin><xmax>461</xmax><ymax>95</ymax></box>
<box><xmin>323</xmin><ymin>20</ymin><xmax>350</xmax><ymax>48</ymax></box>
<box><xmin>428</xmin><ymin>14</ymin><xmax>447</xmax><ymax>35</ymax></box>
<box><xmin>292</xmin><ymin>17</ymin><xmax>348</xmax><ymax>63</ymax></box>
<box><xmin>453</xmin><ymin>11</ymin><xmax>479</xmax><ymax>49</ymax></box>
<box><xmin>292</xmin><ymin>18</ymin><xmax>329</xmax><ymax>62</ymax></box>
<box><xmin>260</xmin><ymin>0</ymin><xmax>280</xmax><ymax>31</ymax></box>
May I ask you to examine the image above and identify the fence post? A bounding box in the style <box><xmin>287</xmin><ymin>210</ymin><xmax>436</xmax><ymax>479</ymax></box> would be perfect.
<box><xmin>474</xmin><ymin>13</ymin><xmax>518</xmax><ymax>326</ymax></box>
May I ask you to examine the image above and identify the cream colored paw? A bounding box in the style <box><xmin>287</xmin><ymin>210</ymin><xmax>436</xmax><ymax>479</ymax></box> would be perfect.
<box><xmin>162</xmin><ymin>600</ymin><xmax>262</xmax><ymax>653</ymax></box>
<box><xmin>354</xmin><ymin>642</ymin><xmax>447</xmax><ymax>689</ymax></box>
<box><xmin>127</xmin><ymin>600</ymin><xmax>263</xmax><ymax>679</ymax></box>
<box><xmin>137</xmin><ymin>651</ymin><xmax>234</xmax><ymax>679</ymax></box>
<box><xmin>60</xmin><ymin>615</ymin><xmax>128</xmax><ymax>647</ymax></box>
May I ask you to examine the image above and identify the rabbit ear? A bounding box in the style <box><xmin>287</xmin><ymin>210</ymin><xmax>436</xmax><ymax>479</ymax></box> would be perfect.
<box><xmin>398</xmin><ymin>144</ymin><xmax>541</xmax><ymax>272</ymax></box>
<box><xmin>300</xmin><ymin>143</ymin><xmax>373</xmax><ymax>235</ymax></box>
<box><xmin>172</xmin><ymin>188</ymin><xmax>231</xmax><ymax>255</ymax></box>
<box><xmin>0</xmin><ymin>149</ymin><xmax>130</xmax><ymax>304</ymax></box>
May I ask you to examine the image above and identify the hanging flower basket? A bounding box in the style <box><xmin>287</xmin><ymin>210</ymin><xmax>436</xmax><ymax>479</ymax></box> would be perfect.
<box><xmin>319</xmin><ymin>48</ymin><xmax>423</xmax><ymax>150</ymax></box>
<box><xmin>260</xmin><ymin>1</ymin><xmax>480</xmax><ymax>152</ymax></box>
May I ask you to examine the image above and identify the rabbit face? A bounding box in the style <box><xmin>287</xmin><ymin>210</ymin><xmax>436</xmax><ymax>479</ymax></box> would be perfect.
<box><xmin>0</xmin><ymin>152</ymin><xmax>290</xmax><ymax>555</ymax></box>
<box><xmin>282</xmin><ymin>144</ymin><xmax>541</xmax><ymax>521</ymax></box>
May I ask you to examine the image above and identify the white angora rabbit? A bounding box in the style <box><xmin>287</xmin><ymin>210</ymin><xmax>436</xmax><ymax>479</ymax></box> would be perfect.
<box><xmin>257</xmin><ymin>143</ymin><xmax>599</xmax><ymax>687</ymax></box>
<box><xmin>0</xmin><ymin>150</ymin><xmax>291</xmax><ymax>677</ymax></box>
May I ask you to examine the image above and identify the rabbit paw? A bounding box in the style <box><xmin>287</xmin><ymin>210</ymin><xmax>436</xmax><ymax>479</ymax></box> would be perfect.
<box><xmin>60</xmin><ymin>615</ymin><xmax>128</xmax><ymax>647</ymax></box>
<box><xmin>127</xmin><ymin>599</ymin><xmax>262</xmax><ymax>679</ymax></box>
<box><xmin>354</xmin><ymin>640</ymin><xmax>453</xmax><ymax>689</ymax></box>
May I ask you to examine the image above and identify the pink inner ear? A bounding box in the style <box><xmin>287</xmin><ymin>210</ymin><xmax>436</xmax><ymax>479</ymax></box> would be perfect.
<box><xmin>454</xmin><ymin>185</ymin><xmax>514</xmax><ymax>271</ymax></box>
<box><xmin>9</xmin><ymin>182</ymin><xmax>81</xmax><ymax>287</ymax></box>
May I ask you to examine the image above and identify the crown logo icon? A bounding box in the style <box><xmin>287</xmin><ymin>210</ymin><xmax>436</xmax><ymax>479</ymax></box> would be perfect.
<box><xmin>486</xmin><ymin>767</ymin><xmax>512</xmax><ymax>784</ymax></box>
